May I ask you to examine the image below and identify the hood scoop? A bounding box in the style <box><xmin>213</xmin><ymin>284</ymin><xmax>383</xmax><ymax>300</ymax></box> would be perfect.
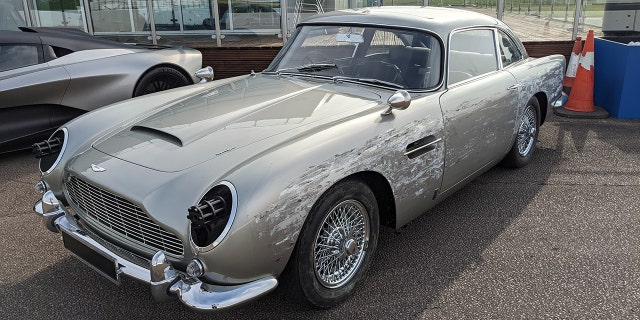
<box><xmin>130</xmin><ymin>125</ymin><xmax>183</xmax><ymax>147</ymax></box>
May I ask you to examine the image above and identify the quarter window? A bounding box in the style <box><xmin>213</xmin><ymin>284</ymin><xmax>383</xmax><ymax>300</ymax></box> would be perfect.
<box><xmin>498</xmin><ymin>30</ymin><xmax>523</xmax><ymax>67</ymax></box>
<box><xmin>0</xmin><ymin>45</ymin><xmax>40</xmax><ymax>72</ymax></box>
<box><xmin>448</xmin><ymin>29</ymin><xmax>498</xmax><ymax>85</ymax></box>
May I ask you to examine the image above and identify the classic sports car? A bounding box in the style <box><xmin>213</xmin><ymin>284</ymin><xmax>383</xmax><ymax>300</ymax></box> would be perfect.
<box><xmin>33</xmin><ymin>7</ymin><xmax>564</xmax><ymax>311</ymax></box>
<box><xmin>0</xmin><ymin>27</ymin><xmax>202</xmax><ymax>152</ymax></box>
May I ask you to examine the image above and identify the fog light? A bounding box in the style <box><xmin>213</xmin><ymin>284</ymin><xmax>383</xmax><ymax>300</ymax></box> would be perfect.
<box><xmin>186</xmin><ymin>259</ymin><xmax>205</xmax><ymax>277</ymax></box>
<box><xmin>34</xmin><ymin>181</ymin><xmax>48</xmax><ymax>194</ymax></box>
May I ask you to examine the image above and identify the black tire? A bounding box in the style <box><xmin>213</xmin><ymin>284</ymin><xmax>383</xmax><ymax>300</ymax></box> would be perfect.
<box><xmin>133</xmin><ymin>67</ymin><xmax>190</xmax><ymax>97</ymax></box>
<box><xmin>501</xmin><ymin>96</ymin><xmax>540</xmax><ymax>168</ymax></box>
<box><xmin>284</xmin><ymin>179</ymin><xmax>380</xmax><ymax>308</ymax></box>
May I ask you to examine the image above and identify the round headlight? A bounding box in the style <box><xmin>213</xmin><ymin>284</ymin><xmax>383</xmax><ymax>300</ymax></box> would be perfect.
<box><xmin>187</xmin><ymin>181</ymin><xmax>237</xmax><ymax>252</ymax></box>
<box><xmin>33</xmin><ymin>128</ymin><xmax>68</xmax><ymax>173</ymax></box>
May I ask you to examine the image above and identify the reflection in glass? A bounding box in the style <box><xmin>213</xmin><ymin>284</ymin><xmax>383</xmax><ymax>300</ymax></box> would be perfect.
<box><xmin>0</xmin><ymin>45</ymin><xmax>39</xmax><ymax>72</ymax></box>
<box><xmin>222</xmin><ymin>0</ymin><xmax>281</xmax><ymax>31</ymax></box>
<box><xmin>0</xmin><ymin>2</ymin><xmax>26</xmax><ymax>30</ymax></box>
<box><xmin>30</xmin><ymin>0</ymin><xmax>87</xmax><ymax>31</ymax></box>
<box><xmin>152</xmin><ymin>0</ymin><xmax>215</xmax><ymax>31</ymax></box>
<box><xmin>89</xmin><ymin>0</ymin><xmax>149</xmax><ymax>33</ymax></box>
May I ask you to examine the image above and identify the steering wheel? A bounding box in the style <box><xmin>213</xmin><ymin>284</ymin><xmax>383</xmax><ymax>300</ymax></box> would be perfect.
<box><xmin>377</xmin><ymin>61</ymin><xmax>405</xmax><ymax>86</ymax></box>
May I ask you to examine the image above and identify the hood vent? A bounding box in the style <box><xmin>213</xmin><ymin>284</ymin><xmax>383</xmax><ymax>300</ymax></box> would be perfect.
<box><xmin>130</xmin><ymin>125</ymin><xmax>183</xmax><ymax>147</ymax></box>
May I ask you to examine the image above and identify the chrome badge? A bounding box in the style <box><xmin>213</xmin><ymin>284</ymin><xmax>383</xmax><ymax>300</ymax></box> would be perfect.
<box><xmin>91</xmin><ymin>164</ymin><xmax>106</xmax><ymax>172</ymax></box>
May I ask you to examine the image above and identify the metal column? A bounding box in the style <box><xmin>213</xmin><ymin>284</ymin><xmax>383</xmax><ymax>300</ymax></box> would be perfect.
<box><xmin>212</xmin><ymin>0</ymin><xmax>222</xmax><ymax>46</ymax></box>
<box><xmin>21</xmin><ymin>0</ymin><xmax>32</xmax><ymax>26</ymax></box>
<box><xmin>281</xmin><ymin>0</ymin><xmax>288</xmax><ymax>43</ymax></box>
<box><xmin>146</xmin><ymin>0</ymin><xmax>158</xmax><ymax>44</ymax></box>
<box><xmin>571</xmin><ymin>0</ymin><xmax>582</xmax><ymax>40</ymax></box>
<box><xmin>82</xmin><ymin>0</ymin><xmax>93</xmax><ymax>34</ymax></box>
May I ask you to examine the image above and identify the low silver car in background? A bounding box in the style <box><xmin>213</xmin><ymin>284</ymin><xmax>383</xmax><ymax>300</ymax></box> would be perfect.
<box><xmin>0</xmin><ymin>27</ymin><xmax>202</xmax><ymax>152</ymax></box>
<box><xmin>32</xmin><ymin>7</ymin><xmax>564</xmax><ymax>312</ymax></box>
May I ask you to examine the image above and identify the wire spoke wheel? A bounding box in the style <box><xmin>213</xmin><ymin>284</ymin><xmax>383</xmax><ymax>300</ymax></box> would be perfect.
<box><xmin>517</xmin><ymin>105</ymin><xmax>537</xmax><ymax>157</ymax></box>
<box><xmin>313</xmin><ymin>199</ymin><xmax>370</xmax><ymax>289</ymax></box>
<box><xmin>501</xmin><ymin>96</ymin><xmax>540</xmax><ymax>168</ymax></box>
<box><xmin>285</xmin><ymin>179</ymin><xmax>379</xmax><ymax>307</ymax></box>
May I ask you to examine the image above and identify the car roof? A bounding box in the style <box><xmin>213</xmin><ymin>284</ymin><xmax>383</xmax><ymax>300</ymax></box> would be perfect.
<box><xmin>301</xmin><ymin>6</ymin><xmax>503</xmax><ymax>36</ymax></box>
<box><xmin>0</xmin><ymin>27</ymin><xmax>134</xmax><ymax>51</ymax></box>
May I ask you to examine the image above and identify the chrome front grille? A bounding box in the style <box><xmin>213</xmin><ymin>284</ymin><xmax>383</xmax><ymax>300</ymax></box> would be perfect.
<box><xmin>65</xmin><ymin>175</ymin><xmax>184</xmax><ymax>257</ymax></box>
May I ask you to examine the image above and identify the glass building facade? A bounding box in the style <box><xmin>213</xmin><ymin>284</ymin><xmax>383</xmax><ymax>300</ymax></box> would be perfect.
<box><xmin>3</xmin><ymin>0</ymin><xmax>636</xmax><ymax>45</ymax></box>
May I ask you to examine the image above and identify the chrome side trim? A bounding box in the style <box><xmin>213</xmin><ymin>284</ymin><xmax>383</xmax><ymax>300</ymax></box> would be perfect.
<box><xmin>404</xmin><ymin>138</ymin><xmax>442</xmax><ymax>157</ymax></box>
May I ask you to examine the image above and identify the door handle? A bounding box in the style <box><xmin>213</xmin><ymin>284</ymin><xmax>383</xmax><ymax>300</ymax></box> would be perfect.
<box><xmin>405</xmin><ymin>136</ymin><xmax>441</xmax><ymax>159</ymax></box>
<box><xmin>508</xmin><ymin>83</ymin><xmax>522</xmax><ymax>91</ymax></box>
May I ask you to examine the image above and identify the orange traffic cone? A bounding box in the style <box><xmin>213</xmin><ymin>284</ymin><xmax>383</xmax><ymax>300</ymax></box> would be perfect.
<box><xmin>555</xmin><ymin>30</ymin><xmax>609</xmax><ymax>118</ymax></box>
<box><xmin>562</xmin><ymin>36</ymin><xmax>582</xmax><ymax>94</ymax></box>
<box><xmin>565</xmin><ymin>30</ymin><xmax>595</xmax><ymax>112</ymax></box>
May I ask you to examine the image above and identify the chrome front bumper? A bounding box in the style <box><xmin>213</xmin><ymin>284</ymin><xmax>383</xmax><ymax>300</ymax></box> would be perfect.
<box><xmin>34</xmin><ymin>191</ymin><xmax>278</xmax><ymax>312</ymax></box>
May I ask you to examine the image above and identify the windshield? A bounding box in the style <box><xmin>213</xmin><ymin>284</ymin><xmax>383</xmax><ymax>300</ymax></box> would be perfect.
<box><xmin>266</xmin><ymin>25</ymin><xmax>443</xmax><ymax>91</ymax></box>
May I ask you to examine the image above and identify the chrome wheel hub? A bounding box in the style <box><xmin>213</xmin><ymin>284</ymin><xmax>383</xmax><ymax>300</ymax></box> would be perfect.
<box><xmin>517</xmin><ymin>106</ymin><xmax>537</xmax><ymax>157</ymax></box>
<box><xmin>313</xmin><ymin>199</ymin><xmax>370</xmax><ymax>288</ymax></box>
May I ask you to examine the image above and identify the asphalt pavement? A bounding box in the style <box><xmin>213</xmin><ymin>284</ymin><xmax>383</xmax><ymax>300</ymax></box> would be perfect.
<box><xmin>1</xmin><ymin>113</ymin><xmax>638</xmax><ymax>319</ymax></box>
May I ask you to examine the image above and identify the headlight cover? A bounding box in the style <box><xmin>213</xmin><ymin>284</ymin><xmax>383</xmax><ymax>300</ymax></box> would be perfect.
<box><xmin>187</xmin><ymin>181</ymin><xmax>237</xmax><ymax>253</ymax></box>
<box><xmin>33</xmin><ymin>128</ymin><xmax>68</xmax><ymax>174</ymax></box>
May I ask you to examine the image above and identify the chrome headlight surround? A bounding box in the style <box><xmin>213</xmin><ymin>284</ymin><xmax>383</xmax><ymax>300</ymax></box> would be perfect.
<box><xmin>187</xmin><ymin>181</ymin><xmax>237</xmax><ymax>253</ymax></box>
<box><xmin>34</xmin><ymin>128</ymin><xmax>68</xmax><ymax>174</ymax></box>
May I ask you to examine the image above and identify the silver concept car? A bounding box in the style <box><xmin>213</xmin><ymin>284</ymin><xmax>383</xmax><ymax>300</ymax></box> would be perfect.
<box><xmin>33</xmin><ymin>7</ymin><xmax>565</xmax><ymax>312</ymax></box>
<box><xmin>0</xmin><ymin>27</ymin><xmax>202</xmax><ymax>151</ymax></box>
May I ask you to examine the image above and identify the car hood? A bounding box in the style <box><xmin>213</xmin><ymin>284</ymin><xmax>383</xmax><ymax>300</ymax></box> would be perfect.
<box><xmin>93</xmin><ymin>75</ymin><xmax>382</xmax><ymax>172</ymax></box>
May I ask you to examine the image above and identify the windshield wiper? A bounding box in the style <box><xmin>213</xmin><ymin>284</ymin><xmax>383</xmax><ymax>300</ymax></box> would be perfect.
<box><xmin>275</xmin><ymin>64</ymin><xmax>339</xmax><ymax>74</ymax></box>
<box><xmin>332</xmin><ymin>76</ymin><xmax>406</xmax><ymax>89</ymax></box>
<box><xmin>296</xmin><ymin>63</ymin><xmax>339</xmax><ymax>72</ymax></box>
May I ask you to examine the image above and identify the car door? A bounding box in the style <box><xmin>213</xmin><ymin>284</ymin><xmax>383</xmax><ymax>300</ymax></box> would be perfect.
<box><xmin>348</xmin><ymin>27</ymin><xmax>446</xmax><ymax>227</ymax></box>
<box><xmin>438</xmin><ymin>28</ymin><xmax>519</xmax><ymax>193</ymax></box>
<box><xmin>0</xmin><ymin>42</ymin><xmax>70</xmax><ymax>146</ymax></box>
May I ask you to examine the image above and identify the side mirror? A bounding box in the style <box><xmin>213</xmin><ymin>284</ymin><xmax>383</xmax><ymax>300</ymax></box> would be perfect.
<box><xmin>382</xmin><ymin>90</ymin><xmax>411</xmax><ymax>115</ymax></box>
<box><xmin>195</xmin><ymin>66</ymin><xmax>214</xmax><ymax>83</ymax></box>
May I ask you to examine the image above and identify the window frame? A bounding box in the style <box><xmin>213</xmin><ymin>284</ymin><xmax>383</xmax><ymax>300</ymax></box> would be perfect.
<box><xmin>496</xmin><ymin>29</ymin><xmax>525</xmax><ymax>69</ymax></box>
<box><xmin>446</xmin><ymin>27</ymin><xmax>501</xmax><ymax>87</ymax></box>
<box><xmin>266</xmin><ymin>24</ymin><xmax>445</xmax><ymax>92</ymax></box>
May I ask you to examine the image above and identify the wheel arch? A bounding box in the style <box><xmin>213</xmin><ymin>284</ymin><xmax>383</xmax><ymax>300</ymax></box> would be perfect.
<box><xmin>336</xmin><ymin>171</ymin><xmax>397</xmax><ymax>229</ymax></box>
<box><xmin>534</xmin><ymin>91</ymin><xmax>547</xmax><ymax>125</ymax></box>
<box><xmin>132</xmin><ymin>63</ymin><xmax>193</xmax><ymax>97</ymax></box>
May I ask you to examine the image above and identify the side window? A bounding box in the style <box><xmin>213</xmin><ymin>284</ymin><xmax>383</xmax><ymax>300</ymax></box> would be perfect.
<box><xmin>498</xmin><ymin>30</ymin><xmax>523</xmax><ymax>67</ymax></box>
<box><xmin>448</xmin><ymin>29</ymin><xmax>498</xmax><ymax>85</ymax></box>
<box><xmin>0</xmin><ymin>45</ymin><xmax>40</xmax><ymax>72</ymax></box>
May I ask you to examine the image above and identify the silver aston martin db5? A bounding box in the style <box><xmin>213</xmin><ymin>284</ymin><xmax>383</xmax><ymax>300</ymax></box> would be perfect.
<box><xmin>33</xmin><ymin>7</ymin><xmax>565</xmax><ymax>311</ymax></box>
